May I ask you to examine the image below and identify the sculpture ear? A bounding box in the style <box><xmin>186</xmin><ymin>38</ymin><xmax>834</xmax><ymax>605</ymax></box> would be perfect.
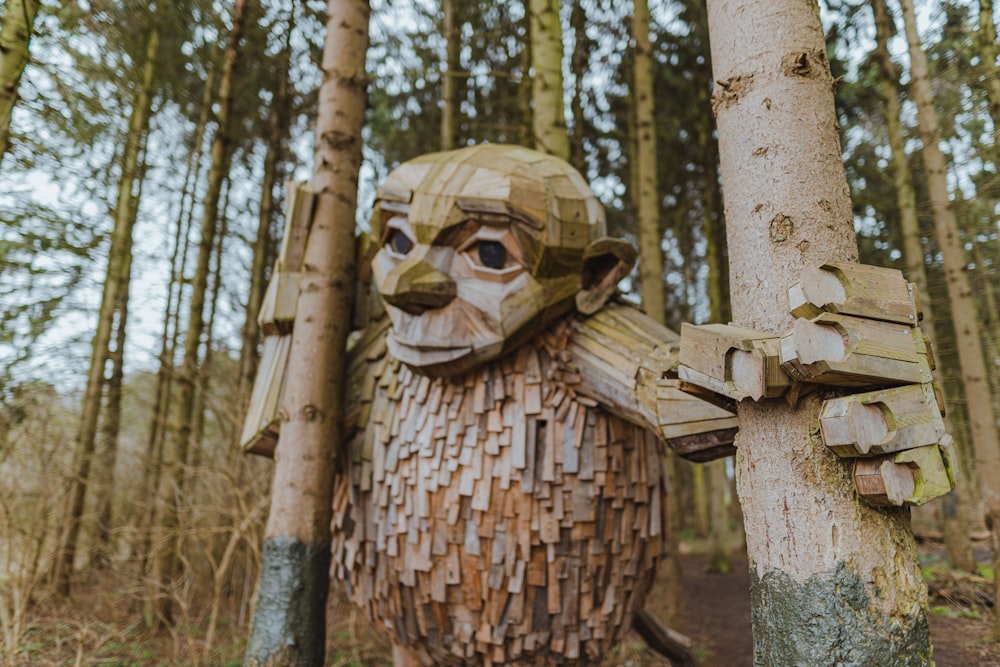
<box><xmin>575</xmin><ymin>237</ymin><xmax>637</xmax><ymax>315</ymax></box>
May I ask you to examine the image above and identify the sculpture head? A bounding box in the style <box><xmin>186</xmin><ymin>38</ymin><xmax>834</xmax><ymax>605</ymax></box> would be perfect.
<box><xmin>370</xmin><ymin>144</ymin><xmax>635</xmax><ymax>376</ymax></box>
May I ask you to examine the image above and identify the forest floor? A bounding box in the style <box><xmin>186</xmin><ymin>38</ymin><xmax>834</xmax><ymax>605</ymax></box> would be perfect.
<box><xmin>8</xmin><ymin>540</ymin><xmax>998</xmax><ymax>666</ymax></box>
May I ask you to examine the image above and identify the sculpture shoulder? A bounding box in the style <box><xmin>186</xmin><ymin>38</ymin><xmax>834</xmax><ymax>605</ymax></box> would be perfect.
<box><xmin>569</xmin><ymin>299</ymin><xmax>680</xmax><ymax>378</ymax></box>
<box><xmin>344</xmin><ymin>316</ymin><xmax>392</xmax><ymax>434</ymax></box>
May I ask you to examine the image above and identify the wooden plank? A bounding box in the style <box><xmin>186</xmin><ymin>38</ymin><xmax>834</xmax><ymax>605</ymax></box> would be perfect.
<box><xmin>787</xmin><ymin>261</ymin><xmax>918</xmax><ymax>325</ymax></box>
<box><xmin>820</xmin><ymin>383</ymin><xmax>946</xmax><ymax>457</ymax></box>
<box><xmin>780</xmin><ymin>313</ymin><xmax>932</xmax><ymax>387</ymax></box>
<box><xmin>853</xmin><ymin>440</ymin><xmax>955</xmax><ymax>506</ymax></box>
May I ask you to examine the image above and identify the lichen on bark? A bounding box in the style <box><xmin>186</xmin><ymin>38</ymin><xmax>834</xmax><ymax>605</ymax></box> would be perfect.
<box><xmin>244</xmin><ymin>537</ymin><xmax>330</xmax><ymax>666</ymax></box>
<box><xmin>750</xmin><ymin>563</ymin><xmax>931</xmax><ymax>667</ymax></box>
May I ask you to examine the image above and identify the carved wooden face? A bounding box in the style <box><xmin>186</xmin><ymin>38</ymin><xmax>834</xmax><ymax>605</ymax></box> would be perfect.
<box><xmin>370</xmin><ymin>145</ymin><xmax>607</xmax><ymax>376</ymax></box>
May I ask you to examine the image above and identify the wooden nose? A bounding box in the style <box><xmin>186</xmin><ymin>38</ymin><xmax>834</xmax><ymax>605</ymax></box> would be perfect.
<box><xmin>381</xmin><ymin>260</ymin><xmax>457</xmax><ymax>314</ymax></box>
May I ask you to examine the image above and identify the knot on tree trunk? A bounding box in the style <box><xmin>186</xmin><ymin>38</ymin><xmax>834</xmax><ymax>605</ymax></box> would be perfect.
<box><xmin>781</xmin><ymin>49</ymin><xmax>829</xmax><ymax>80</ymax></box>
<box><xmin>711</xmin><ymin>74</ymin><xmax>753</xmax><ymax>114</ymax></box>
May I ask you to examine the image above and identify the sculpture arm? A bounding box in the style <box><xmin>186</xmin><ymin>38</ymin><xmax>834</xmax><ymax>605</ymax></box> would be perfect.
<box><xmin>568</xmin><ymin>300</ymin><xmax>738</xmax><ymax>461</ymax></box>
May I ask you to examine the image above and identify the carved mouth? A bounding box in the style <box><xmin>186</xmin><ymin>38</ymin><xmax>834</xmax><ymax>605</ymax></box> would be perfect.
<box><xmin>387</xmin><ymin>335</ymin><xmax>473</xmax><ymax>366</ymax></box>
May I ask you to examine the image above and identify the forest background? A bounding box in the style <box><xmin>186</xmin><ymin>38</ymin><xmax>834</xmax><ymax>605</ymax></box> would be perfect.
<box><xmin>1</xmin><ymin>0</ymin><xmax>999</xmax><ymax>664</ymax></box>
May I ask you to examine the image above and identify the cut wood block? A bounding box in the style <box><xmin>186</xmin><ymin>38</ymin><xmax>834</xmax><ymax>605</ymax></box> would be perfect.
<box><xmin>278</xmin><ymin>180</ymin><xmax>316</xmax><ymax>272</ymax></box>
<box><xmin>780</xmin><ymin>313</ymin><xmax>932</xmax><ymax>387</ymax></box>
<box><xmin>820</xmin><ymin>383</ymin><xmax>945</xmax><ymax>456</ymax></box>
<box><xmin>240</xmin><ymin>334</ymin><xmax>292</xmax><ymax>457</ymax></box>
<box><xmin>820</xmin><ymin>383</ymin><xmax>946</xmax><ymax>457</ymax></box>
<box><xmin>852</xmin><ymin>439</ymin><xmax>955</xmax><ymax>507</ymax></box>
<box><xmin>665</xmin><ymin>427</ymin><xmax>738</xmax><ymax>462</ymax></box>
<box><xmin>787</xmin><ymin>262</ymin><xmax>919</xmax><ymax>325</ymax></box>
<box><xmin>679</xmin><ymin>323</ymin><xmax>791</xmax><ymax>401</ymax></box>
<box><xmin>258</xmin><ymin>271</ymin><xmax>301</xmax><ymax>335</ymax></box>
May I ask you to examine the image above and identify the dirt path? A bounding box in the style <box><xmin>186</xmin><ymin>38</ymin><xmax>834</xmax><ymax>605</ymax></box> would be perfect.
<box><xmin>676</xmin><ymin>553</ymin><xmax>999</xmax><ymax>666</ymax></box>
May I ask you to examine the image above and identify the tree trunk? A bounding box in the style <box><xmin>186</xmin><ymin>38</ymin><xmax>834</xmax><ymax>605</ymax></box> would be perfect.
<box><xmin>92</xmin><ymin>146</ymin><xmax>146</xmax><ymax>568</ymax></box>
<box><xmin>149</xmin><ymin>0</ymin><xmax>245</xmax><ymax>627</ymax></box>
<box><xmin>53</xmin><ymin>24</ymin><xmax>159</xmax><ymax>596</ymax></box>
<box><xmin>528</xmin><ymin>0</ymin><xmax>568</xmax><ymax>159</ymax></box>
<box><xmin>871</xmin><ymin>0</ymin><xmax>976</xmax><ymax>574</ymax></box>
<box><xmin>440</xmin><ymin>0</ymin><xmax>459</xmax><ymax>151</ymax></box>
<box><xmin>706</xmin><ymin>1</ymin><xmax>933</xmax><ymax>663</ymax></box>
<box><xmin>630</xmin><ymin>0</ymin><xmax>684</xmax><ymax>625</ymax></box>
<box><xmin>978</xmin><ymin>0</ymin><xmax>1000</xmax><ymax>150</ymax></box>
<box><xmin>0</xmin><ymin>0</ymin><xmax>39</xmax><ymax>163</ymax></box>
<box><xmin>899</xmin><ymin>0</ymin><xmax>1000</xmax><ymax>638</ymax></box>
<box><xmin>633</xmin><ymin>0</ymin><xmax>664</xmax><ymax>327</ymax></box>
<box><xmin>569</xmin><ymin>0</ymin><xmax>586</xmax><ymax>171</ymax></box>
<box><xmin>243</xmin><ymin>0</ymin><xmax>369</xmax><ymax>664</ymax></box>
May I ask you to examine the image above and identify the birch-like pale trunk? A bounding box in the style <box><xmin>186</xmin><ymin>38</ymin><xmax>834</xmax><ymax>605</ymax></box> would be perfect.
<box><xmin>706</xmin><ymin>1</ymin><xmax>932</xmax><ymax>662</ymax></box>
<box><xmin>870</xmin><ymin>0</ymin><xmax>975</xmax><ymax>574</ymax></box>
<box><xmin>0</xmin><ymin>0</ymin><xmax>39</xmax><ymax>163</ymax></box>
<box><xmin>899</xmin><ymin>0</ymin><xmax>1000</xmax><ymax>638</ymax></box>
<box><xmin>53</xmin><ymin>24</ymin><xmax>159</xmax><ymax>596</ymax></box>
<box><xmin>528</xmin><ymin>0</ymin><xmax>568</xmax><ymax>159</ymax></box>
<box><xmin>244</xmin><ymin>1</ymin><xmax>369</xmax><ymax>664</ymax></box>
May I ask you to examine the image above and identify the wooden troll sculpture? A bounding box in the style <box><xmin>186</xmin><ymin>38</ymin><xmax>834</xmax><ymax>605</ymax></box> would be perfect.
<box><xmin>242</xmin><ymin>144</ymin><xmax>955</xmax><ymax>666</ymax></box>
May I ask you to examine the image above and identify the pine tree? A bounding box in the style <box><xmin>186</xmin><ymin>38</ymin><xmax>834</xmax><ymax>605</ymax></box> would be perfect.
<box><xmin>706</xmin><ymin>0</ymin><xmax>933</xmax><ymax>661</ymax></box>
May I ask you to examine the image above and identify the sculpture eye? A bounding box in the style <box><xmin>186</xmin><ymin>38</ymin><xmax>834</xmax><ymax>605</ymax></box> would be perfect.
<box><xmin>478</xmin><ymin>241</ymin><xmax>506</xmax><ymax>269</ymax></box>
<box><xmin>387</xmin><ymin>229</ymin><xmax>413</xmax><ymax>255</ymax></box>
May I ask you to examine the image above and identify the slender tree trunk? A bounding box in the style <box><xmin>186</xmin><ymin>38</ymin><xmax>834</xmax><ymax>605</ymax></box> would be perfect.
<box><xmin>0</xmin><ymin>0</ymin><xmax>39</xmax><ymax>164</ymax></box>
<box><xmin>244</xmin><ymin>1</ymin><xmax>369</xmax><ymax>664</ymax></box>
<box><xmin>518</xmin><ymin>14</ymin><xmax>533</xmax><ymax>148</ymax></box>
<box><xmin>631</xmin><ymin>0</ymin><xmax>683</xmax><ymax>626</ymax></box>
<box><xmin>707</xmin><ymin>1</ymin><xmax>932</xmax><ymax>662</ymax></box>
<box><xmin>900</xmin><ymin>0</ymin><xmax>1000</xmax><ymax>638</ymax></box>
<box><xmin>53</xmin><ymin>24</ymin><xmax>159</xmax><ymax>596</ymax></box>
<box><xmin>633</xmin><ymin>0</ymin><xmax>664</xmax><ymax>326</ymax></box>
<box><xmin>149</xmin><ymin>0</ymin><xmax>245</xmax><ymax>627</ymax></box>
<box><xmin>528</xmin><ymin>0</ymin><xmax>568</xmax><ymax>159</ymax></box>
<box><xmin>440</xmin><ymin>0</ymin><xmax>459</xmax><ymax>151</ymax></box>
<box><xmin>190</xmin><ymin>179</ymin><xmax>230</xmax><ymax>475</ymax></box>
<box><xmin>871</xmin><ymin>0</ymin><xmax>976</xmax><ymax>573</ymax></box>
<box><xmin>92</xmin><ymin>147</ymin><xmax>146</xmax><ymax>568</ymax></box>
<box><xmin>569</xmin><ymin>0</ymin><xmax>586</xmax><ymax>171</ymax></box>
<box><xmin>978</xmin><ymin>0</ymin><xmax>1000</xmax><ymax>150</ymax></box>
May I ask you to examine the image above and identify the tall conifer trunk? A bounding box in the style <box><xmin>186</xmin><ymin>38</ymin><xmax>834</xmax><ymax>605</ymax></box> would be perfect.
<box><xmin>706</xmin><ymin>1</ymin><xmax>932</xmax><ymax>662</ymax></box>
<box><xmin>871</xmin><ymin>0</ymin><xmax>975</xmax><ymax>574</ymax></box>
<box><xmin>528</xmin><ymin>0</ymin><xmax>568</xmax><ymax>159</ymax></box>
<box><xmin>0</xmin><ymin>0</ymin><xmax>39</xmax><ymax>163</ymax></box>
<box><xmin>630</xmin><ymin>0</ymin><xmax>684</xmax><ymax>626</ymax></box>
<box><xmin>148</xmin><ymin>0</ymin><xmax>245</xmax><ymax>626</ymax></box>
<box><xmin>440</xmin><ymin>0</ymin><xmax>459</xmax><ymax>151</ymax></box>
<box><xmin>899</xmin><ymin>0</ymin><xmax>1000</xmax><ymax>637</ymax></box>
<box><xmin>54</xmin><ymin>23</ymin><xmax>159</xmax><ymax>596</ymax></box>
<box><xmin>244</xmin><ymin>1</ymin><xmax>369</xmax><ymax>664</ymax></box>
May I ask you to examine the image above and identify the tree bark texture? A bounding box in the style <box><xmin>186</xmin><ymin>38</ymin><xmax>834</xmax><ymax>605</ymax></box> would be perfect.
<box><xmin>633</xmin><ymin>0</ymin><xmax>665</xmax><ymax>326</ymax></box>
<box><xmin>528</xmin><ymin>0</ymin><xmax>568</xmax><ymax>159</ymax></box>
<box><xmin>54</xmin><ymin>24</ymin><xmax>159</xmax><ymax>596</ymax></box>
<box><xmin>871</xmin><ymin>0</ymin><xmax>975</xmax><ymax>574</ymax></box>
<box><xmin>244</xmin><ymin>1</ymin><xmax>369</xmax><ymax>664</ymax></box>
<box><xmin>150</xmin><ymin>0</ymin><xmax>244</xmax><ymax>626</ymax></box>
<box><xmin>899</xmin><ymin>0</ymin><xmax>1000</xmax><ymax>638</ymax></box>
<box><xmin>706</xmin><ymin>1</ymin><xmax>932</xmax><ymax>664</ymax></box>
<box><xmin>0</xmin><ymin>0</ymin><xmax>39</xmax><ymax>163</ymax></box>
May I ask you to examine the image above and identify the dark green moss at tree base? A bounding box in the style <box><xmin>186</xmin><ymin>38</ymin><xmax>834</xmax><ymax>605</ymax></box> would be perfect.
<box><xmin>750</xmin><ymin>562</ymin><xmax>931</xmax><ymax>667</ymax></box>
<box><xmin>244</xmin><ymin>536</ymin><xmax>331</xmax><ymax>666</ymax></box>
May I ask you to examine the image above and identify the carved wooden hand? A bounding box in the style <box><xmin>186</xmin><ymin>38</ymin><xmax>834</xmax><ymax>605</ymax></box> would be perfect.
<box><xmin>678</xmin><ymin>261</ymin><xmax>955</xmax><ymax>508</ymax></box>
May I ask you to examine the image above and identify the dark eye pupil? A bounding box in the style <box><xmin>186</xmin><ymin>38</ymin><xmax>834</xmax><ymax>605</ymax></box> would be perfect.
<box><xmin>389</xmin><ymin>229</ymin><xmax>412</xmax><ymax>255</ymax></box>
<box><xmin>478</xmin><ymin>241</ymin><xmax>506</xmax><ymax>269</ymax></box>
